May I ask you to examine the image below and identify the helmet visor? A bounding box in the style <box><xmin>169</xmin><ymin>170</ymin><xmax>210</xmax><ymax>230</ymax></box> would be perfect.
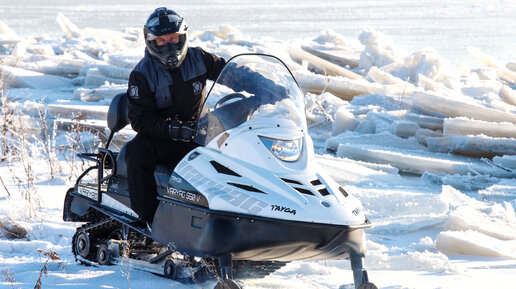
<box><xmin>146</xmin><ymin>32</ymin><xmax>185</xmax><ymax>42</ymax></box>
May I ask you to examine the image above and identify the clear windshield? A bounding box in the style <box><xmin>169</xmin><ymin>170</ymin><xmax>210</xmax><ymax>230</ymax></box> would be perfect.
<box><xmin>195</xmin><ymin>54</ymin><xmax>307</xmax><ymax>146</ymax></box>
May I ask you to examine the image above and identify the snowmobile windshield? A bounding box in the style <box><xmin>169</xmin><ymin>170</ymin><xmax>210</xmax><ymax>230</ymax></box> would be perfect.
<box><xmin>195</xmin><ymin>54</ymin><xmax>307</xmax><ymax>146</ymax></box>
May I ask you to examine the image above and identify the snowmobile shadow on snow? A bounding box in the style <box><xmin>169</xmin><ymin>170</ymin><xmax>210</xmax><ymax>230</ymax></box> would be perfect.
<box><xmin>63</xmin><ymin>53</ymin><xmax>378</xmax><ymax>289</ymax></box>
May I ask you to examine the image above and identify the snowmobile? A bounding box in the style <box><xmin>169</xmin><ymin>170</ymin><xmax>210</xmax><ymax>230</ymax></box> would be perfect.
<box><xmin>63</xmin><ymin>53</ymin><xmax>377</xmax><ymax>289</ymax></box>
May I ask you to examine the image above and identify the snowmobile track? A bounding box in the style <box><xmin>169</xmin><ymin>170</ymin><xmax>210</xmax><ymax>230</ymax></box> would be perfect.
<box><xmin>71</xmin><ymin>217</ymin><xmax>288</xmax><ymax>281</ymax></box>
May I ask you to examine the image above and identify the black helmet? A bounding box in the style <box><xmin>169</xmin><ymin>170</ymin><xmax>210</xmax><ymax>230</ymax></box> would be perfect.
<box><xmin>143</xmin><ymin>7</ymin><xmax>188</xmax><ymax>69</ymax></box>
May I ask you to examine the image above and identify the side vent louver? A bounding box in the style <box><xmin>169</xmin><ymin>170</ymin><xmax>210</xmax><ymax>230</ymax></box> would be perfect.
<box><xmin>312</xmin><ymin>178</ymin><xmax>332</xmax><ymax>197</ymax></box>
<box><xmin>227</xmin><ymin>182</ymin><xmax>267</xmax><ymax>194</ymax></box>
<box><xmin>294</xmin><ymin>187</ymin><xmax>315</xmax><ymax>196</ymax></box>
<box><xmin>280</xmin><ymin>178</ymin><xmax>303</xmax><ymax>185</ymax></box>
<box><xmin>280</xmin><ymin>177</ymin><xmax>334</xmax><ymax>197</ymax></box>
<box><xmin>210</xmin><ymin>161</ymin><xmax>241</xmax><ymax>177</ymax></box>
<box><xmin>318</xmin><ymin>188</ymin><xmax>330</xmax><ymax>196</ymax></box>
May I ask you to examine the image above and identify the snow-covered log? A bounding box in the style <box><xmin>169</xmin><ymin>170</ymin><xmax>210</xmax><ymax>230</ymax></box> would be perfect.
<box><xmin>409</xmin><ymin>103</ymin><xmax>449</xmax><ymax>118</ymax></box>
<box><xmin>499</xmin><ymin>85</ymin><xmax>516</xmax><ymax>106</ymax></box>
<box><xmin>336</xmin><ymin>143</ymin><xmax>516</xmax><ymax>177</ymax></box>
<box><xmin>326</xmin><ymin>131</ymin><xmax>426</xmax><ymax>152</ymax></box>
<box><xmin>404</xmin><ymin>112</ymin><xmax>444</xmax><ymax>130</ymax></box>
<box><xmin>56</xmin><ymin>13</ymin><xmax>82</xmax><ymax>39</ymax></box>
<box><xmin>0</xmin><ymin>114</ymin><xmax>41</xmax><ymax>134</ymax></box>
<box><xmin>84</xmin><ymin>68</ymin><xmax>127</xmax><ymax>87</ymax></box>
<box><xmin>492</xmin><ymin>155</ymin><xmax>516</xmax><ymax>170</ymax></box>
<box><xmin>507</xmin><ymin>62</ymin><xmax>516</xmax><ymax>73</ymax></box>
<box><xmin>318</xmin><ymin>154</ymin><xmax>400</xmax><ymax>175</ymax></box>
<box><xmin>443</xmin><ymin>197</ymin><xmax>516</xmax><ymax>241</ymax></box>
<box><xmin>468</xmin><ymin>47</ymin><xmax>516</xmax><ymax>84</ymax></box>
<box><xmin>97</xmin><ymin>65</ymin><xmax>131</xmax><ymax>80</ymax></box>
<box><xmin>0</xmin><ymin>20</ymin><xmax>17</xmax><ymax>36</ymax></box>
<box><xmin>367</xmin><ymin>66</ymin><xmax>413</xmax><ymax>86</ymax></box>
<box><xmin>390</xmin><ymin>120</ymin><xmax>419</xmax><ymax>138</ymax></box>
<box><xmin>286</xmin><ymin>46</ymin><xmax>361</xmax><ymax>79</ymax></box>
<box><xmin>301</xmin><ymin>45</ymin><xmax>359</xmax><ymax>68</ymax></box>
<box><xmin>331</xmin><ymin>106</ymin><xmax>359</xmax><ymax>136</ymax></box>
<box><xmin>103</xmin><ymin>54</ymin><xmax>140</xmax><ymax>69</ymax></box>
<box><xmin>315</xmin><ymin>154</ymin><xmax>400</xmax><ymax>184</ymax></box>
<box><xmin>366</xmin><ymin>66</ymin><xmax>415</xmax><ymax>97</ymax></box>
<box><xmin>73</xmin><ymin>86</ymin><xmax>126</xmax><ymax>102</ymax></box>
<box><xmin>415</xmin><ymin>73</ymin><xmax>453</xmax><ymax>92</ymax></box>
<box><xmin>0</xmin><ymin>65</ymin><xmax>73</xmax><ymax>89</ymax></box>
<box><xmin>444</xmin><ymin>117</ymin><xmax>516</xmax><ymax>138</ymax></box>
<box><xmin>427</xmin><ymin>135</ymin><xmax>516</xmax><ymax>157</ymax></box>
<box><xmin>415</xmin><ymin>128</ymin><xmax>443</xmax><ymax>146</ymax></box>
<box><xmin>1</xmin><ymin>56</ymin><xmax>83</xmax><ymax>76</ymax></box>
<box><xmin>47</xmin><ymin>104</ymin><xmax>108</xmax><ymax>120</ymax></box>
<box><xmin>0</xmin><ymin>35</ymin><xmax>21</xmax><ymax>45</ymax></box>
<box><xmin>412</xmin><ymin>90</ymin><xmax>516</xmax><ymax>124</ymax></box>
<box><xmin>436</xmin><ymin>230</ymin><xmax>516</xmax><ymax>258</ymax></box>
<box><xmin>293</xmin><ymin>70</ymin><xmax>382</xmax><ymax>100</ymax></box>
<box><xmin>54</xmin><ymin>117</ymin><xmax>134</xmax><ymax>146</ymax></box>
<box><xmin>0</xmin><ymin>20</ymin><xmax>21</xmax><ymax>44</ymax></box>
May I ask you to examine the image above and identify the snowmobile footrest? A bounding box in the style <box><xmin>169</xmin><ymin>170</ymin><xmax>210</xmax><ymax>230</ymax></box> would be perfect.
<box><xmin>149</xmin><ymin>249</ymin><xmax>173</xmax><ymax>264</ymax></box>
<box><xmin>90</xmin><ymin>204</ymin><xmax>152</xmax><ymax>237</ymax></box>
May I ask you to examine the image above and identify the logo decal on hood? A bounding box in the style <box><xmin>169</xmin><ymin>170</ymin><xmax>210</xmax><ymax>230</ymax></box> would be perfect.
<box><xmin>271</xmin><ymin>205</ymin><xmax>297</xmax><ymax>215</ymax></box>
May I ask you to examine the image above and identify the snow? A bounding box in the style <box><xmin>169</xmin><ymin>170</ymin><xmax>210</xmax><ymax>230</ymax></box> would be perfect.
<box><xmin>1</xmin><ymin>1</ymin><xmax>516</xmax><ymax>289</ymax></box>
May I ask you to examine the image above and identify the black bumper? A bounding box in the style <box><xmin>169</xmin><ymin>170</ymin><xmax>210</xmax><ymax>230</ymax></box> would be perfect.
<box><xmin>152</xmin><ymin>196</ymin><xmax>371</xmax><ymax>261</ymax></box>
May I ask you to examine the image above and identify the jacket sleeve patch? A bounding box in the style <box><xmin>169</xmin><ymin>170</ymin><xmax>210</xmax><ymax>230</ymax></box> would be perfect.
<box><xmin>129</xmin><ymin>85</ymin><xmax>139</xmax><ymax>99</ymax></box>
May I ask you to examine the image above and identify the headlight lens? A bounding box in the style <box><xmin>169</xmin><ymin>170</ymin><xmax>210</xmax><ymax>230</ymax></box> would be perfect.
<box><xmin>259</xmin><ymin>136</ymin><xmax>303</xmax><ymax>162</ymax></box>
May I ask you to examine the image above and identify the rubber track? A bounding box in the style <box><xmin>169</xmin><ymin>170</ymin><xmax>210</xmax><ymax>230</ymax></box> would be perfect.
<box><xmin>72</xmin><ymin>219</ymin><xmax>288</xmax><ymax>280</ymax></box>
<box><xmin>71</xmin><ymin>218</ymin><xmax>119</xmax><ymax>261</ymax></box>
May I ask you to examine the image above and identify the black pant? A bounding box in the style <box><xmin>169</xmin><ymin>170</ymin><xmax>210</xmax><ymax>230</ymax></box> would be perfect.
<box><xmin>125</xmin><ymin>133</ymin><xmax>199</xmax><ymax>222</ymax></box>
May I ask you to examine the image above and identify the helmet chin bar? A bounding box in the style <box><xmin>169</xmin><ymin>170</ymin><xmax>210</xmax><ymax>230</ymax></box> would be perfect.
<box><xmin>147</xmin><ymin>35</ymin><xmax>187</xmax><ymax>69</ymax></box>
<box><xmin>165</xmin><ymin>55</ymin><xmax>179</xmax><ymax>68</ymax></box>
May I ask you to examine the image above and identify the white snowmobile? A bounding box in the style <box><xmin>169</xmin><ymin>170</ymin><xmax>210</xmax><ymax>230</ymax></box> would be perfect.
<box><xmin>63</xmin><ymin>53</ymin><xmax>377</xmax><ymax>289</ymax></box>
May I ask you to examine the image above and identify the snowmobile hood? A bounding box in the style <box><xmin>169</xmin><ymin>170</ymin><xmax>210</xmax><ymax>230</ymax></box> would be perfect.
<box><xmin>162</xmin><ymin>54</ymin><xmax>368</xmax><ymax>226</ymax></box>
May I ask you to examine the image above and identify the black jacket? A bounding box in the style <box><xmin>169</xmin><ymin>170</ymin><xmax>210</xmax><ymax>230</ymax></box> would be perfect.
<box><xmin>126</xmin><ymin>47</ymin><xmax>226</xmax><ymax>140</ymax></box>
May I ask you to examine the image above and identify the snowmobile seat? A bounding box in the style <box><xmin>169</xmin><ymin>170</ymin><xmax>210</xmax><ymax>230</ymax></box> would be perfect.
<box><xmin>103</xmin><ymin>92</ymin><xmax>129</xmax><ymax>178</ymax></box>
<box><xmin>115</xmin><ymin>144</ymin><xmax>174</xmax><ymax>189</ymax></box>
<box><xmin>108</xmin><ymin>92</ymin><xmax>174</xmax><ymax>187</ymax></box>
<box><xmin>116</xmin><ymin>144</ymin><xmax>128</xmax><ymax>178</ymax></box>
<box><xmin>107</xmin><ymin>92</ymin><xmax>130</xmax><ymax>134</ymax></box>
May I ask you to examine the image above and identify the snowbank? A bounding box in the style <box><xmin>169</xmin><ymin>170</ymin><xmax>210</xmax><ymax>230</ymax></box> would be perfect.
<box><xmin>436</xmin><ymin>186</ymin><xmax>516</xmax><ymax>258</ymax></box>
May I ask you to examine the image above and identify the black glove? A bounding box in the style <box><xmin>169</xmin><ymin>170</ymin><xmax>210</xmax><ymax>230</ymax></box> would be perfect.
<box><xmin>168</xmin><ymin>119</ymin><xmax>196</xmax><ymax>142</ymax></box>
<box><xmin>180</xmin><ymin>120</ymin><xmax>196</xmax><ymax>141</ymax></box>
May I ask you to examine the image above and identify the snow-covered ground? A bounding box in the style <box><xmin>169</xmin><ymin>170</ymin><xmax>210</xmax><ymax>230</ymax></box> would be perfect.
<box><xmin>1</xmin><ymin>1</ymin><xmax>516</xmax><ymax>289</ymax></box>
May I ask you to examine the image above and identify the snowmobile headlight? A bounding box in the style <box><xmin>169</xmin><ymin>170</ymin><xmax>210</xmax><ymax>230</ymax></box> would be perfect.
<box><xmin>259</xmin><ymin>136</ymin><xmax>303</xmax><ymax>162</ymax></box>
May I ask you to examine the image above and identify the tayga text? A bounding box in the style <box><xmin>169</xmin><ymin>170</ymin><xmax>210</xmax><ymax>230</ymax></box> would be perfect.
<box><xmin>271</xmin><ymin>205</ymin><xmax>296</xmax><ymax>215</ymax></box>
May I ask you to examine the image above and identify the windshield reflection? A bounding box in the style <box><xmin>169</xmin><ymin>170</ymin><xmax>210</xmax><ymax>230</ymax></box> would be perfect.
<box><xmin>195</xmin><ymin>54</ymin><xmax>306</xmax><ymax>146</ymax></box>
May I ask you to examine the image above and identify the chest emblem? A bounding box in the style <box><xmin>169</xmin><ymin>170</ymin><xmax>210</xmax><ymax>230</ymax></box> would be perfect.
<box><xmin>192</xmin><ymin>81</ymin><xmax>203</xmax><ymax>95</ymax></box>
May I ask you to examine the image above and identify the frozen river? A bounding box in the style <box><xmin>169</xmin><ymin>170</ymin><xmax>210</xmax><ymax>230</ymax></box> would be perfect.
<box><xmin>1</xmin><ymin>1</ymin><xmax>516</xmax><ymax>288</ymax></box>
<box><xmin>1</xmin><ymin>0</ymin><xmax>515</xmax><ymax>67</ymax></box>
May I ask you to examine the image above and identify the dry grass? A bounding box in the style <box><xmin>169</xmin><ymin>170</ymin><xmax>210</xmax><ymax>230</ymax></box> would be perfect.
<box><xmin>1</xmin><ymin>264</ymin><xmax>17</xmax><ymax>289</ymax></box>
<box><xmin>0</xmin><ymin>218</ymin><xmax>27</xmax><ymax>239</ymax></box>
<box><xmin>34</xmin><ymin>250</ymin><xmax>63</xmax><ymax>289</ymax></box>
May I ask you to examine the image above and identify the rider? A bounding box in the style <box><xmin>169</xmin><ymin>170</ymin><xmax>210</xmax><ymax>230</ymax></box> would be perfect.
<box><xmin>125</xmin><ymin>7</ymin><xmax>226</xmax><ymax>227</ymax></box>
